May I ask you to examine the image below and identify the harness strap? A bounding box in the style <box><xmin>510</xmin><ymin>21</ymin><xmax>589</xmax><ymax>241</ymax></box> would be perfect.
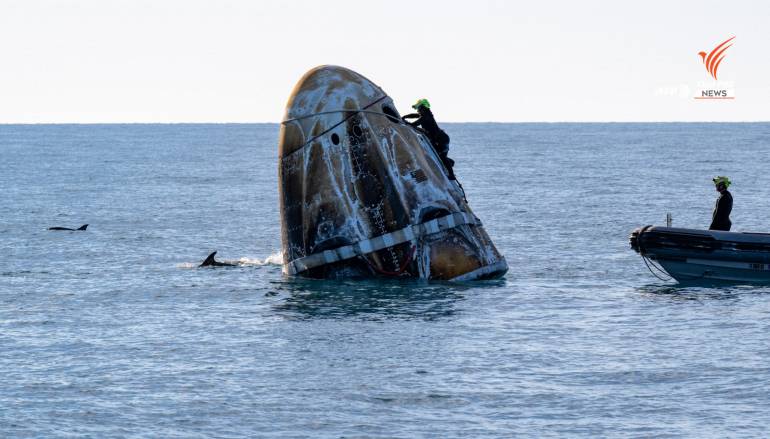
<box><xmin>280</xmin><ymin>95</ymin><xmax>388</xmax><ymax>155</ymax></box>
<box><xmin>287</xmin><ymin>212</ymin><xmax>480</xmax><ymax>275</ymax></box>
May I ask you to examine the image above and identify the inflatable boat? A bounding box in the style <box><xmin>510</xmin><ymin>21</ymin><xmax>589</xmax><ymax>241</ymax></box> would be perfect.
<box><xmin>629</xmin><ymin>225</ymin><xmax>770</xmax><ymax>284</ymax></box>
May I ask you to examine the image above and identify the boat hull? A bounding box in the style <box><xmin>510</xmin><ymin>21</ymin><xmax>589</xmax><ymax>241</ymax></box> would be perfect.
<box><xmin>630</xmin><ymin>225</ymin><xmax>770</xmax><ymax>284</ymax></box>
<box><xmin>656</xmin><ymin>258</ymin><xmax>770</xmax><ymax>284</ymax></box>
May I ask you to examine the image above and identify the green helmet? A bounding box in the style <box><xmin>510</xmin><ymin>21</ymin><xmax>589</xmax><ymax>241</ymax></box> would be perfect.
<box><xmin>412</xmin><ymin>98</ymin><xmax>431</xmax><ymax>110</ymax></box>
<box><xmin>712</xmin><ymin>176</ymin><xmax>731</xmax><ymax>188</ymax></box>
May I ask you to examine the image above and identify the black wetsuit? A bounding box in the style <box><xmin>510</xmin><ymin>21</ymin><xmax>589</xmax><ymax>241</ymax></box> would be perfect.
<box><xmin>709</xmin><ymin>190</ymin><xmax>732</xmax><ymax>231</ymax></box>
<box><xmin>402</xmin><ymin>108</ymin><xmax>455</xmax><ymax>179</ymax></box>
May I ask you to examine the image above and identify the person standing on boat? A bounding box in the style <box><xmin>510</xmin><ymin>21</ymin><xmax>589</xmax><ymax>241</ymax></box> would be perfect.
<box><xmin>402</xmin><ymin>99</ymin><xmax>456</xmax><ymax>180</ymax></box>
<box><xmin>709</xmin><ymin>176</ymin><xmax>732</xmax><ymax>231</ymax></box>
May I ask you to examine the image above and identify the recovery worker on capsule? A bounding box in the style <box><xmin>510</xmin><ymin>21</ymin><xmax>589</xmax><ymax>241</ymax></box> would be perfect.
<box><xmin>402</xmin><ymin>99</ymin><xmax>456</xmax><ymax>180</ymax></box>
<box><xmin>709</xmin><ymin>176</ymin><xmax>733</xmax><ymax>231</ymax></box>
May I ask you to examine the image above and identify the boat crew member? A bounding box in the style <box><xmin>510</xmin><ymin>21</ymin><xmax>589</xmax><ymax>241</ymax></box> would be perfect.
<box><xmin>402</xmin><ymin>99</ymin><xmax>456</xmax><ymax>180</ymax></box>
<box><xmin>709</xmin><ymin>176</ymin><xmax>733</xmax><ymax>231</ymax></box>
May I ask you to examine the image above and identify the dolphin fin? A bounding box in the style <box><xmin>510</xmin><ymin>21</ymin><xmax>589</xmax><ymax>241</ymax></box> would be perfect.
<box><xmin>77</xmin><ymin>224</ymin><xmax>88</xmax><ymax>231</ymax></box>
<box><xmin>200</xmin><ymin>251</ymin><xmax>218</xmax><ymax>267</ymax></box>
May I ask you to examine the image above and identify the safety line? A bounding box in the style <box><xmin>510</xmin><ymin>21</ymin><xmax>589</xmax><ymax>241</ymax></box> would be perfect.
<box><xmin>280</xmin><ymin>95</ymin><xmax>389</xmax><ymax>154</ymax></box>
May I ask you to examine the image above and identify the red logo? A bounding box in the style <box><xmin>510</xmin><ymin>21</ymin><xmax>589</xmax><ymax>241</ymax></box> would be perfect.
<box><xmin>698</xmin><ymin>36</ymin><xmax>735</xmax><ymax>80</ymax></box>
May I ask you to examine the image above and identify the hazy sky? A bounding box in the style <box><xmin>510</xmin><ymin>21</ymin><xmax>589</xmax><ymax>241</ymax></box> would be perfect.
<box><xmin>1</xmin><ymin>0</ymin><xmax>768</xmax><ymax>122</ymax></box>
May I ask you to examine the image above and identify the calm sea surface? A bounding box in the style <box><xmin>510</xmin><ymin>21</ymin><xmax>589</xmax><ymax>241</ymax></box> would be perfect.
<box><xmin>2</xmin><ymin>123</ymin><xmax>770</xmax><ymax>438</ymax></box>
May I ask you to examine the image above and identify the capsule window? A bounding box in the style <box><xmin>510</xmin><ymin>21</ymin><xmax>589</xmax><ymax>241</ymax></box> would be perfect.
<box><xmin>419</xmin><ymin>207</ymin><xmax>451</xmax><ymax>223</ymax></box>
<box><xmin>381</xmin><ymin>105</ymin><xmax>400</xmax><ymax>123</ymax></box>
<box><xmin>331</xmin><ymin>133</ymin><xmax>340</xmax><ymax>145</ymax></box>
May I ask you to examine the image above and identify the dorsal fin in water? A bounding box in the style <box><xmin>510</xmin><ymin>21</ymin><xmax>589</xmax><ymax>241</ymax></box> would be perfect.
<box><xmin>199</xmin><ymin>251</ymin><xmax>237</xmax><ymax>267</ymax></box>
<box><xmin>200</xmin><ymin>251</ymin><xmax>218</xmax><ymax>267</ymax></box>
<box><xmin>49</xmin><ymin>224</ymin><xmax>88</xmax><ymax>231</ymax></box>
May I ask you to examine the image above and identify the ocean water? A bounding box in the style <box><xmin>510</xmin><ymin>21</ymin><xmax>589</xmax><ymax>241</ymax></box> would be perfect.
<box><xmin>2</xmin><ymin>122</ymin><xmax>770</xmax><ymax>438</ymax></box>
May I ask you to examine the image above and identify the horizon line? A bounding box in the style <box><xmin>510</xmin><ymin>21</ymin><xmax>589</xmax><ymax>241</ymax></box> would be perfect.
<box><xmin>1</xmin><ymin>120</ymin><xmax>769</xmax><ymax>125</ymax></box>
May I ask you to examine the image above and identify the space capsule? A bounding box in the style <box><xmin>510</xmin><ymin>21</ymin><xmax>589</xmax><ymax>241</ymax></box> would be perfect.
<box><xmin>278</xmin><ymin>65</ymin><xmax>507</xmax><ymax>280</ymax></box>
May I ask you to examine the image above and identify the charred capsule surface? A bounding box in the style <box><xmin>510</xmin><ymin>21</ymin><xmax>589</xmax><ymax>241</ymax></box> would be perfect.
<box><xmin>278</xmin><ymin>65</ymin><xmax>507</xmax><ymax>280</ymax></box>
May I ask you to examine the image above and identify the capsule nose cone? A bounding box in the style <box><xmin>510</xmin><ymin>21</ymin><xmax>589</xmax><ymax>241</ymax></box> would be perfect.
<box><xmin>279</xmin><ymin>65</ymin><xmax>386</xmax><ymax>158</ymax></box>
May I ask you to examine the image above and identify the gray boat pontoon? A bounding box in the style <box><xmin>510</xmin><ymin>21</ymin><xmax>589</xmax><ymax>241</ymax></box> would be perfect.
<box><xmin>630</xmin><ymin>225</ymin><xmax>770</xmax><ymax>284</ymax></box>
